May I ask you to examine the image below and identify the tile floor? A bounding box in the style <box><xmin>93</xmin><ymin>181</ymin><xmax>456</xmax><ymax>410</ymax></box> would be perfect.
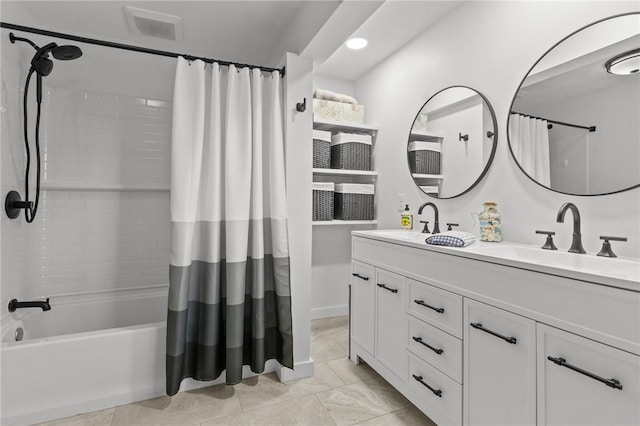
<box><xmin>39</xmin><ymin>316</ymin><xmax>436</xmax><ymax>426</ymax></box>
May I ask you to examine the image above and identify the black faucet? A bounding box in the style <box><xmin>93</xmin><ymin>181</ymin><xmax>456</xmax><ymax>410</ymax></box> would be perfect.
<box><xmin>8</xmin><ymin>298</ymin><xmax>51</xmax><ymax>312</ymax></box>
<box><xmin>418</xmin><ymin>202</ymin><xmax>440</xmax><ymax>234</ymax></box>
<box><xmin>556</xmin><ymin>202</ymin><xmax>586</xmax><ymax>254</ymax></box>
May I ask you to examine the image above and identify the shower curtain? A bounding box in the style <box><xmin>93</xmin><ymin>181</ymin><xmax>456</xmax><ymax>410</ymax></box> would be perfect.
<box><xmin>166</xmin><ymin>57</ymin><xmax>293</xmax><ymax>396</ymax></box>
<box><xmin>509</xmin><ymin>113</ymin><xmax>551</xmax><ymax>186</ymax></box>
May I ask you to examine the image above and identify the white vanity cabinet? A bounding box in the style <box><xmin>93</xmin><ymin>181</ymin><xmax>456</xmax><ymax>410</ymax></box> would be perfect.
<box><xmin>350</xmin><ymin>231</ymin><xmax>640</xmax><ymax>426</ymax></box>
<box><xmin>463</xmin><ymin>299</ymin><xmax>536</xmax><ymax>426</ymax></box>
<box><xmin>537</xmin><ymin>324</ymin><xmax>640</xmax><ymax>426</ymax></box>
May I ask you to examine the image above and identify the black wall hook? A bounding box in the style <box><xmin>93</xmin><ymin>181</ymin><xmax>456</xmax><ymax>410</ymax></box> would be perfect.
<box><xmin>459</xmin><ymin>133</ymin><xmax>469</xmax><ymax>142</ymax></box>
<box><xmin>296</xmin><ymin>97</ymin><xmax>306</xmax><ymax>112</ymax></box>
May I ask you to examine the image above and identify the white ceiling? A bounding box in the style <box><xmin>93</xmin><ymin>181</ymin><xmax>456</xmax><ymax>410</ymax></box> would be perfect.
<box><xmin>315</xmin><ymin>0</ymin><xmax>462</xmax><ymax>80</ymax></box>
<box><xmin>2</xmin><ymin>0</ymin><xmax>461</xmax><ymax>81</ymax></box>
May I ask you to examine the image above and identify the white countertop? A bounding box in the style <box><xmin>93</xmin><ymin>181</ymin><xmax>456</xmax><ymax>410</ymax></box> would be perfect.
<box><xmin>352</xmin><ymin>230</ymin><xmax>640</xmax><ymax>292</ymax></box>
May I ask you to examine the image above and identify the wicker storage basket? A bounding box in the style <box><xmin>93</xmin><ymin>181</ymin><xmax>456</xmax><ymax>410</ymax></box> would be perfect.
<box><xmin>420</xmin><ymin>186</ymin><xmax>440</xmax><ymax>198</ymax></box>
<box><xmin>408</xmin><ymin>141</ymin><xmax>441</xmax><ymax>175</ymax></box>
<box><xmin>330</xmin><ymin>133</ymin><xmax>372</xmax><ymax>171</ymax></box>
<box><xmin>312</xmin><ymin>182</ymin><xmax>334</xmax><ymax>221</ymax></box>
<box><xmin>313</xmin><ymin>130</ymin><xmax>331</xmax><ymax>169</ymax></box>
<box><xmin>334</xmin><ymin>183</ymin><xmax>374</xmax><ymax>220</ymax></box>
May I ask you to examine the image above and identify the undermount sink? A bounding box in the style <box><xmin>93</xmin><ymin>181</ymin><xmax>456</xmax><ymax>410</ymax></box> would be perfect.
<box><xmin>352</xmin><ymin>230</ymin><xmax>640</xmax><ymax>289</ymax></box>
<box><xmin>476</xmin><ymin>243</ymin><xmax>640</xmax><ymax>283</ymax></box>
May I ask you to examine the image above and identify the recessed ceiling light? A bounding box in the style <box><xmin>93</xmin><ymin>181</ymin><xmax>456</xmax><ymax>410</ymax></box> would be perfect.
<box><xmin>346</xmin><ymin>37</ymin><xmax>368</xmax><ymax>50</ymax></box>
<box><xmin>605</xmin><ymin>48</ymin><xmax>640</xmax><ymax>75</ymax></box>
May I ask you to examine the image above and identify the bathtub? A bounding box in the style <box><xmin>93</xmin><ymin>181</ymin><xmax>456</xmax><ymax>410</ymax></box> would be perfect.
<box><xmin>1</xmin><ymin>286</ymin><xmax>170</xmax><ymax>425</ymax></box>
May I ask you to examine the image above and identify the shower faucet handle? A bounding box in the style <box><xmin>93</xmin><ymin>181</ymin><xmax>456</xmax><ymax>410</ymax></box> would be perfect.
<box><xmin>597</xmin><ymin>236</ymin><xmax>627</xmax><ymax>258</ymax></box>
<box><xmin>536</xmin><ymin>230</ymin><xmax>558</xmax><ymax>250</ymax></box>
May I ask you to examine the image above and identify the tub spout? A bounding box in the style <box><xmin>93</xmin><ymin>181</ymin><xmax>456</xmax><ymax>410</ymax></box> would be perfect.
<box><xmin>8</xmin><ymin>298</ymin><xmax>51</xmax><ymax>312</ymax></box>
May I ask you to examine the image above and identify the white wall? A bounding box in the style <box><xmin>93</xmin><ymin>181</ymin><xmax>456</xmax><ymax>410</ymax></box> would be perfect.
<box><xmin>282</xmin><ymin>52</ymin><xmax>314</xmax><ymax>378</ymax></box>
<box><xmin>356</xmin><ymin>1</ymin><xmax>640</xmax><ymax>258</ymax></box>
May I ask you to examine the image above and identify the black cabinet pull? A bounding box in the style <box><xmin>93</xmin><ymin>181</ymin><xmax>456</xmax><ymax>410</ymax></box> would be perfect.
<box><xmin>547</xmin><ymin>356</ymin><xmax>623</xmax><ymax>390</ymax></box>
<box><xmin>412</xmin><ymin>374</ymin><xmax>442</xmax><ymax>397</ymax></box>
<box><xmin>377</xmin><ymin>283</ymin><xmax>398</xmax><ymax>293</ymax></box>
<box><xmin>414</xmin><ymin>299</ymin><xmax>445</xmax><ymax>314</ymax></box>
<box><xmin>470</xmin><ymin>323</ymin><xmax>517</xmax><ymax>344</ymax></box>
<box><xmin>412</xmin><ymin>336</ymin><xmax>444</xmax><ymax>355</ymax></box>
<box><xmin>351</xmin><ymin>273</ymin><xmax>369</xmax><ymax>281</ymax></box>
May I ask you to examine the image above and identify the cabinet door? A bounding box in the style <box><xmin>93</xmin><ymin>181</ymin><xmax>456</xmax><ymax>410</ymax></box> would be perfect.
<box><xmin>375</xmin><ymin>268</ymin><xmax>408</xmax><ymax>380</ymax></box>
<box><xmin>351</xmin><ymin>261</ymin><xmax>376</xmax><ymax>355</ymax></box>
<box><xmin>463</xmin><ymin>299</ymin><xmax>536</xmax><ymax>426</ymax></box>
<box><xmin>537</xmin><ymin>323</ymin><xmax>640</xmax><ymax>426</ymax></box>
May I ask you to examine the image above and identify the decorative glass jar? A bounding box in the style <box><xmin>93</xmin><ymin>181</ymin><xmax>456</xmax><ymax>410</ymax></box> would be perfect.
<box><xmin>479</xmin><ymin>202</ymin><xmax>502</xmax><ymax>242</ymax></box>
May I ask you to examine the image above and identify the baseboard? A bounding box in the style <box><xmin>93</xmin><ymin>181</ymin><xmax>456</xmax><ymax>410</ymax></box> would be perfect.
<box><xmin>276</xmin><ymin>358</ymin><xmax>315</xmax><ymax>382</ymax></box>
<box><xmin>311</xmin><ymin>304</ymin><xmax>348</xmax><ymax>320</ymax></box>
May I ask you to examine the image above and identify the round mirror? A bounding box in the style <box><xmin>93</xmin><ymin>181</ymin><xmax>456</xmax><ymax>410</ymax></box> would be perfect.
<box><xmin>508</xmin><ymin>12</ymin><xmax>640</xmax><ymax>196</ymax></box>
<box><xmin>407</xmin><ymin>86</ymin><xmax>497</xmax><ymax>198</ymax></box>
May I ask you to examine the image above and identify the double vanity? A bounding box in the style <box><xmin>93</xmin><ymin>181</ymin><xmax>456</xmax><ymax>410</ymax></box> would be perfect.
<box><xmin>349</xmin><ymin>230</ymin><xmax>639</xmax><ymax>426</ymax></box>
<box><xmin>349</xmin><ymin>12</ymin><xmax>639</xmax><ymax>425</ymax></box>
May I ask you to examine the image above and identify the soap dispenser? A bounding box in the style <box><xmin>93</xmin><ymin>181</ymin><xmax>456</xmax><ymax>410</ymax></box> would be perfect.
<box><xmin>401</xmin><ymin>204</ymin><xmax>413</xmax><ymax>230</ymax></box>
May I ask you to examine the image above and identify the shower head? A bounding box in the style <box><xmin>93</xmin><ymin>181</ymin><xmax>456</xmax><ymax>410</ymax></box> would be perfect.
<box><xmin>52</xmin><ymin>45</ymin><xmax>83</xmax><ymax>61</ymax></box>
<box><xmin>10</xmin><ymin>33</ymin><xmax>83</xmax><ymax>76</ymax></box>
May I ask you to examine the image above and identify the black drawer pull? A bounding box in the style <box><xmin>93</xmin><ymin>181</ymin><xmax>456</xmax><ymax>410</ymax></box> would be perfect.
<box><xmin>470</xmin><ymin>323</ymin><xmax>517</xmax><ymax>344</ymax></box>
<box><xmin>412</xmin><ymin>336</ymin><xmax>444</xmax><ymax>355</ymax></box>
<box><xmin>377</xmin><ymin>283</ymin><xmax>398</xmax><ymax>293</ymax></box>
<box><xmin>414</xmin><ymin>299</ymin><xmax>445</xmax><ymax>314</ymax></box>
<box><xmin>352</xmin><ymin>273</ymin><xmax>369</xmax><ymax>281</ymax></box>
<box><xmin>547</xmin><ymin>356</ymin><xmax>623</xmax><ymax>390</ymax></box>
<box><xmin>412</xmin><ymin>374</ymin><xmax>442</xmax><ymax>397</ymax></box>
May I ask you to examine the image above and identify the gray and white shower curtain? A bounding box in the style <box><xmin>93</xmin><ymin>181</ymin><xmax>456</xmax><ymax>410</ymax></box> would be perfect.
<box><xmin>509</xmin><ymin>113</ymin><xmax>551</xmax><ymax>186</ymax></box>
<box><xmin>166</xmin><ymin>57</ymin><xmax>293</xmax><ymax>396</ymax></box>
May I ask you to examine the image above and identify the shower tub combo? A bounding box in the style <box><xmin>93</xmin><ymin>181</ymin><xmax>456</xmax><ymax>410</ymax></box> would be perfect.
<box><xmin>1</xmin><ymin>287</ymin><xmax>169</xmax><ymax>425</ymax></box>
<box><xmin>0</xmin><ymin>285</ymin><xmax>285</xmax><ymax>425</ymax></box>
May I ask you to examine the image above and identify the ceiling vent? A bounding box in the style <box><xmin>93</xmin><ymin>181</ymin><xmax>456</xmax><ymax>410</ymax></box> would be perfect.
<box><xmin>124</xmin><ymin>6</ymin><xmax>183</xmax><ymax>41</ymax></box>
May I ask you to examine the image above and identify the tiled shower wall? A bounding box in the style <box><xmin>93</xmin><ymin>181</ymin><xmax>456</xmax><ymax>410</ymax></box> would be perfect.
<box><xmin>32</xmin><ymin>88</ymin><xmax>172</xmax><ymax>297</ymax></box>
<box><xmin>1</xmin><ymin>36</ymin><xmax>31</xmax><ymax>314</ymax></box>
<box><xmin>3</xmin><ymin>84</ymin><xmax>172</xmax><ymax>302</ymax></box>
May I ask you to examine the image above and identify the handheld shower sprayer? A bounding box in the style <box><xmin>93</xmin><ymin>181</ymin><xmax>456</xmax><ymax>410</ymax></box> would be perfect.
<box><xmin>4</xmin><ymin>33</ymin><xmax>82</xmax><ymax>222</ymax></box>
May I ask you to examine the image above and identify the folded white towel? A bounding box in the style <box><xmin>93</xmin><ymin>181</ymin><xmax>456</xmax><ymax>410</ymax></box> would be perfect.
<box><xmin>425</xmin><ymin>231</ymin><xmax>476</xmax><ymax>247</ymax></box>
<box><xmin>313</xmin><ymin>88</ymin><xmax>358</xmax><ymax>105</ymax></box>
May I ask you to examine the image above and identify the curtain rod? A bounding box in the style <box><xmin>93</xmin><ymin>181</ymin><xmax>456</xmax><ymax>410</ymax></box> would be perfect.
<box><xmin>0</xmin><ymin>22</ymin><xmax>285</xmax><ymax>77</ymax></box>
<box><xmin>511</xmin><ymin>111</ymin><xmax>596</xmax><ymax>132</ymax></box>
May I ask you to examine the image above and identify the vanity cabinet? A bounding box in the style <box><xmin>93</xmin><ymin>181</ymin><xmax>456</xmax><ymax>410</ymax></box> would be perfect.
<box><xmin>350</xmin><ymin>231</ymin><xmax>640</xmax><ymax>426</ymax></box>
<box><xmin>537</xmin><ymin>324</ymin><xmax>640</xmax><ymax>426</ymax></box>
<box><xmin>463</xmin><ymin>299</ymin><xmax>536</xmax><ymax>426</ymax></box>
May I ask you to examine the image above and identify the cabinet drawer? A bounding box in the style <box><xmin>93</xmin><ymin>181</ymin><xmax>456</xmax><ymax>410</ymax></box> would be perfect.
<box><xmin>408</xmin><ymin>352</ymin><xmax>462</xmax><ymax>426</ymax></box>
<box><xmin>408</xmin><ymin>316</ymin><xmax>462</xmax><ymax>383</ymax></box>
<box><xmin>408</xmin><ymin>279</ymin><xmax>462</xmax><ymax>338</ymax></box>
<box><xmin>537</xmin><ymin>323</ymin><xmax>640</xmax><ymax>426</ymax></box>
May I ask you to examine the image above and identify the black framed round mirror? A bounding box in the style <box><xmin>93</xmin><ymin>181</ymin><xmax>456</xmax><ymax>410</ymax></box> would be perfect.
<box><xmin>508</xmin><ymin>12</ymin><xmax>640</xmax><ymax>196</ymax></box>
<box><xmin>407</xmin><ymin>86</ymin><xmax>498</xmax><ymax>199</ymax></box>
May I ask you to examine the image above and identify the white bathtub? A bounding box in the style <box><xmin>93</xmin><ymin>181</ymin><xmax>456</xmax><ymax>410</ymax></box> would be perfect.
<box><xmin>1</xmin><ymin>287</ymin><xmax>169</xmax><ymax>425</ymax></box>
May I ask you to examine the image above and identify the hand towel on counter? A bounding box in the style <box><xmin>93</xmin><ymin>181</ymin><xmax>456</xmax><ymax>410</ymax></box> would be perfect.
<box><xmin>313</xmin><ymin>88</ymin><xmax>358</xmax><ymax>105</ymax></box>
<box><xmin>425</xmin><ymin>231</ymin><xmax>476</xmax><ymax>247</ymax></box>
